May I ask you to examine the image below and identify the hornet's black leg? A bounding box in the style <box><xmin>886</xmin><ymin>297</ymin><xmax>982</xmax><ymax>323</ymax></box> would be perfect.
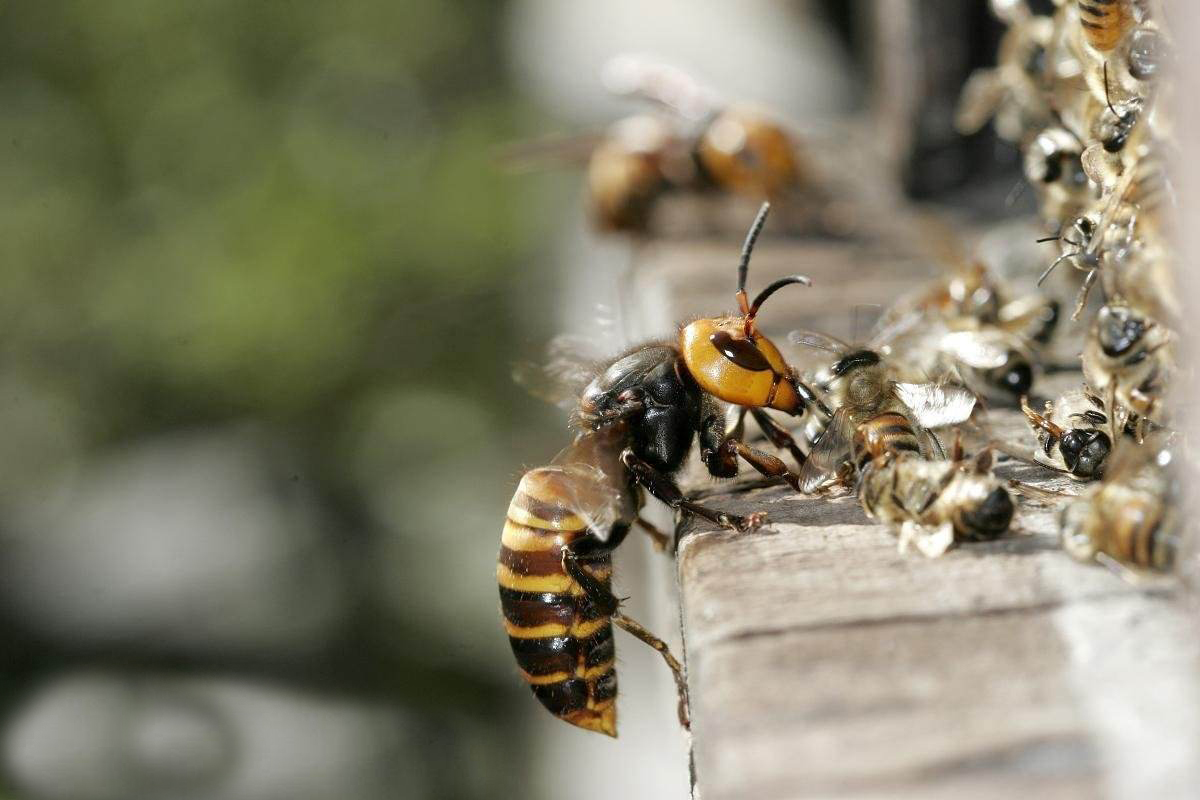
<box><xmin>621</xmin><ymin>449</ymin><xmax>766</xmax><ymax>532</ymax></box>
<box><xmin>750</xmin><ymin>408</ymin><xmax>807</xmax><ymax>467</ymax></box>
<box><xmin>561</xmin><ymin>546</ymin><xmax>690</xmax><ymax>729</ymax></box>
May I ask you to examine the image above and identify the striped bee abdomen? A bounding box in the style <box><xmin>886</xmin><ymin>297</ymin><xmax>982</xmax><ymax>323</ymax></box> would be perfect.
<box><xmin>1108</xmin><ymin>499</ymin><xmax>1174</xmax><ymax>571</ymax></box>
<box><xmin>498</xmin><ymin>467</ymin><xmax>618</xmax><ymax>736</ymax></box>
<box><xmin>1077</xmin><ymin>0</ymin><xmax>1132</xmax><ymax>52</ymax></box>
<box><xmin>852</xmin><ymin>411</ymin><xmax>921</xmax><ymax>470</ymax></box>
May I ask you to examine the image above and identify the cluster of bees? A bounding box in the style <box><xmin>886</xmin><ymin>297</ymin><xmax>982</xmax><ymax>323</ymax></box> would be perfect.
<box><xmin>498</xmin><ymin>1</ymin><xmax>1189</xmax><ymax>739</ymax></box>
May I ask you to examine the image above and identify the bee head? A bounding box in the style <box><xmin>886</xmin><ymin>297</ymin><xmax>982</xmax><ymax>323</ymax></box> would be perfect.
<box><xmin>956</xmin><ymin>485</ymin><xmax>1014</xmax><ymax>541</ymax></box>
<box><xmin>986</xmin><ymin>358</ymin><xmax>1034</xmax><ymax>397</ymax></box>
<box><xmin>1096</xmin><ymin>304</ymin><xmax>1146</xmax><ymax>357</ymax></box>
<box><xmin>1059</xmin><ymin>429</ymin><xmax>1112</xmax><ymax>479</ymax></box>
<box><xmin>680</xmin><ymin>204</ymin><xmax>813</xmax><ymax>414</ymax></box>
<box><xmin>1127</xmin><ymin>28</ymin><xmax>1162</xmax><ymax>82</ymax></box>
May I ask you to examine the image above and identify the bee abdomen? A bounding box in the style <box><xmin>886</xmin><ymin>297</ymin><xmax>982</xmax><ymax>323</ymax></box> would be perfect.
<box><xmin>498</xmin><ymin>469</ymin><xmax>618</xmax><ymax>736</ymax></box>
<box><xmin>1110</xmin><ymin>501</ymin><xmax>1173</xmax><ymax>571</ymax></box>
<box><xmin>854</xmin><ymin>412</ymin><xmax>921</xmax><ymax>470</ymax></box>
<box><xmin>1077</xmin><ymin>0</ymin><xmax>1132</xmax><ymax>52</ymax></box>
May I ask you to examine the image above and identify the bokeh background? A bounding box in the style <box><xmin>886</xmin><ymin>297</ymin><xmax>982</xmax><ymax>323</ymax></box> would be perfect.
<box><xmin>0</xmin><ymin>2</ymin><xmax>1019</xmax><ymax>798</ymax></box>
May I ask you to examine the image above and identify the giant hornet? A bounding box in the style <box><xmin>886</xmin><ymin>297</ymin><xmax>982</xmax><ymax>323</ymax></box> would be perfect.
<box><xmin>498</xmin><ymin>204</ymin><xmax>821</xmax><ymax>736</ymax></box>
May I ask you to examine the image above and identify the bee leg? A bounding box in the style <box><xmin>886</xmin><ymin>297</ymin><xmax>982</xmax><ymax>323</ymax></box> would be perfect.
<box><xmin>750</xmin><ymin>408</ymin><xmax>808</xmax><ymax>467</ymax></box>
<box><xmin>612</xmin><ymin>613</ymin><xmax>690</xmax><ymax>731</ymax></box>
<box><xmin>621</xmin><ymin>449</ymin><xmax>766</xmax><ymax>532</ymax></box>
<box><xmin>561</xmin><ymin>547</ymin><xmax>690</xmax><ymax>730</ymax></box>
<box><xmin>635</xmin><ymin>516</ymin><xmax>671</xmax><ymax>552</ymax></box>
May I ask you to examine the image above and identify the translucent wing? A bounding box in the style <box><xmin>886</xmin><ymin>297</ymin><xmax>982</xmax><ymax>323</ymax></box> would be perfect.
<box><xmin>797</xmin><ymin>407</ymin><xmax>856</xmax><ymax>492</ymax></box>
<box><xmin>938</xmin><ymin>330</ymin><xmax>1012</xmax><ymax>369</ymax></box>
<box><xmin>866</xmin><ymin>309</ymin><xmax>925</xmax><ymax>352</ymax></box>
<box><xmin>550</xmin><ymin>430</ymin><xmax>635</xmax><ymax>540</ymax></box>
<box><xmin>494</xmin><ymin>131</ymin><xmax>608</xmax><ymax>172</ymax></box>
<box><xmin>788</xmin><ymin>329</ymin><xmax>851</xmax><ymax>354</ymax></box>
<box><xmin>512</xmin><ymin>334</ymin><xmax>599</xmax><ymax>412</ymax></box>
<box><xmin>893</xmin><ymin>382</ymin><xmax>977</xmax><ymax>428</ymax></box>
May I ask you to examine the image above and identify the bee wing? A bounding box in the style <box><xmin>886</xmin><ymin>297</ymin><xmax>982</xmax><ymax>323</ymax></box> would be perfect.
<box><xmin>997</xmin><ymin>294</ymin><xmax>1057</xmax><ymax>339</ymax></box>
<box><xmin>788</xmin><ymin>329</ymin><xmax>851</xmax><ymax>354</ymax></box>
<box><xmin>899</xmin><ymin>520</ymin><xmax>956</xmax><ymax>558</ymax></box>
<box><xmin>512</xmin><ymin>334</ymin><xmax>600</xmax><ymax>412</ymax></box>
<box><xmin>893</xmin><ymin>382</ymin><xmax>977</xmax><ymax>428</ymax></box>
<box><xmin>797</xmin><ymin>407</ymin><xmax>855</xmax><ymax>492</ymax></box>
<box><xmin>938</xmin><ymin>330</ymin><xmax>1012</xmax><ymax>369</ymax></box>
<box><xmin>955</xmin><ymin>69</ymin><xmax>1004</xmax><ymax>135</ymax></box>
<box><xmin>601</xmin><ymin>54</ymin><xmax>717</xmax><ymax>120</ymax></box>
<box><xmin>867</xmin><ymin>309</ymin><xmax>925</xmax><ymax>352</ymax></box>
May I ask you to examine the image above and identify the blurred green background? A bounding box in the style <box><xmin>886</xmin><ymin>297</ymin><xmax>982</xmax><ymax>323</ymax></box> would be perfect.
<box><xmin>0</xmin><ymin>2</ymin><xmax>567</xmax><ymax>798</ymax></box>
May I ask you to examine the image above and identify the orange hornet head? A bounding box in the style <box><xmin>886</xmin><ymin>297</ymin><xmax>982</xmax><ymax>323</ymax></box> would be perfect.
<box><xmin>679</xmin><ymin>203</ymin><xmax>823</xmax><ymax>416</ymax></box>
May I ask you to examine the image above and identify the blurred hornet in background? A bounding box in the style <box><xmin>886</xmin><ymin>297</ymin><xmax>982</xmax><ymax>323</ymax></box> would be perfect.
<box><xmin>499</xmin><ymin>205</ymin><xmax>822</xmax><ymax>736</ymax></box>
<box><xmin>1060</xmin><ymin>431</ymin><xmax>1184</xmax><ymax>578</ymax></box>
<box><xmin>506</xmin><ymin>56</ymin><xmax>811</xmax><ymax>234</ymax></box>
<box><xmin>589</xmin><ymin>56</ymin><xmax>810</xmax><ymax>233</ymax></box>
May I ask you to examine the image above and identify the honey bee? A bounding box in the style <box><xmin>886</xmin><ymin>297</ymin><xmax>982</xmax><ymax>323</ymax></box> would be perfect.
<box><xmin>1060</xmin><ymin>432</ymin><xmax>1181</xmax><ymax>575</ymax></box>
<box><xmin>859</xmin><ymin>446</ymin><xmax>1016</xmax><ymax>558</ymax></box>
<box><xmin>499</xmin><ymin>204</ymin><xmax>823</xmax><ymax>736</ymax></box>
<box><xmin>1075</xmin><ymin>0</ymin><xmax>1135</xmax><ymax>55</ymax></box>
<box><xmin>1023</xmin><ymin>125</ymin><xmax>1097</xmax><ymax>225</ymax></box>
<box><xmin>1082</xmin><ymin>298</ymin><xmax>1173</xmax><ymax>433</ymax></box>
<box><xmin>787</xmin><ymin>327</ymin><xmax>977</xmax><ymax>493</ymax></box>
<box><xmin>1075</xmin><ymin>2</ymin><xmax>1164</xmax><ymax>105</ymax></box>
<box><xmin>956</xmin><ymin>0</ymin><xmax>1056</xmax><ymax>142</ymax></box>
<box><xmin>1021</xmin><ymin>389</ymin><xmax>1130</xmax><ymax>479</ymax></box>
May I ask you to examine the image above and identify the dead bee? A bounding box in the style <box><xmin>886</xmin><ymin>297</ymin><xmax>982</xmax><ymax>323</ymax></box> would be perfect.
<box><xmin>956</xmin><ymin>0</ymin><xmax>1056</xmax><ymax>142</ymax></box>
<box><xmin>1060</xmin><ymin>432</ymin><xmax>1181</xmax><ymax>576</ymax></box>
<box><xmin>1021</xmin><ymin>388</ymin><xmax>1129</xmax><ymax>479</ymax></box>
<box><xmin>787</xmin><ymin>328</ymin><xmax>977</xmax><ymax>493</ymax></box>
<box><xmin>859</xmin><ymin>446</ymin><xmax>1015</xmax><ymax>558</ymax></box>
<box><xmin>1082</xmin><ymin>298</ymin><xmax>1173</xmax><ymax>434</ymax></box>
<box><xmin>1023</xmin><ymin>125</ymin><xmax>1097</xmax><ymax>225</ymax></box>
<box><xmin>499</xmin><ymin>204</ymin><xmax>821</xmax><ymax>736</ymax></box>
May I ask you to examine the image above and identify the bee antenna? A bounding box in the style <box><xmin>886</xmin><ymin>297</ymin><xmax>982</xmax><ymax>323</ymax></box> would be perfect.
<box><xmin>736</xmin><ymin>202</ymin><xmax>771</xmax><ymax>311</ymax></box>
<box><xmin>1035</xmin><ymin>235</ymin><xmax>1061</xmax><ymax>243</ymax></box>
<box><xmin>1103</xmin><ymin>62</ymin><xmax>1119</xmax><ymax>118</ymax></box>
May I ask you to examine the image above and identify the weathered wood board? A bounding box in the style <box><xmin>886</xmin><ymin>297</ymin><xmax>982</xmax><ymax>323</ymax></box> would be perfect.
<box><xmin>631</xmin><ymin>230</ymin><xmax>1200</xmax><ymax>800</ymax></box>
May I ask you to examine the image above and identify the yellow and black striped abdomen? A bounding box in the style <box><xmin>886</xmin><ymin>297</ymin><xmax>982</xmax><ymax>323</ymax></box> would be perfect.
<box><xmin>853</xmin><ymin>411</ymin><xmax>921</xmax><ymax>471</ymax></box>
<box><xmin>1106</xmin><ymin>498</ymin><xmax>1174</xmax><ymax>571</ymax></box>
<box><xmin>498</xmin><ymin>468</ymin><xmax>618</xmax><ymax>736</ymax></box>
<box><xmin>1077</xmin><ymin>0</ymin><xmax>1132</xmax><ymax>52</ymax></box>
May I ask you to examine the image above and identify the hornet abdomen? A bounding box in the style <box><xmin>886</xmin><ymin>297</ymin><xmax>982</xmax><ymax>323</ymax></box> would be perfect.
<box><xmin>497</xmin><ymin>468</ymin><xmax>618</xmax><ymax>736</ymax></box>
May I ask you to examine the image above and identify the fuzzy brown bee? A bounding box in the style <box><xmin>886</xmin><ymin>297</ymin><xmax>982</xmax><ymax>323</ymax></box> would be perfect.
<box><xmin>1076</xmin><ymin>0</ymin><xmax>1134</xmax><ymax>53</ymax></box>
<box><xmin>1082</xmin><ymin>299</ymin><xmax>1172</xmax><ymax>431</ymax></box>
<box><xmin>500</xmin><ymin>204</ymin><xmax>822</xmax><ymax>736</ymax></box>
<box><xmin>1060</xmin><ymin>433</ymin><xmax>1180</xmax><ymax>575</ymax></box>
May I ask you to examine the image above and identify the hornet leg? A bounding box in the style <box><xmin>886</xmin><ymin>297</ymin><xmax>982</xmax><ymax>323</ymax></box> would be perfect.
<box><xmin>621</xmin><ymin>449</ymin><xmax>766</xmax><ymax>532</ymax></box>
<box><xmin>562</xmin><ymin>547</ymin><xmax>690</xmax><ymax>729</ymax></box>
<box><xmin>750</xmin><ymin>407</ymin><xmax>807</xmax><ymax>467</ymax></box>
